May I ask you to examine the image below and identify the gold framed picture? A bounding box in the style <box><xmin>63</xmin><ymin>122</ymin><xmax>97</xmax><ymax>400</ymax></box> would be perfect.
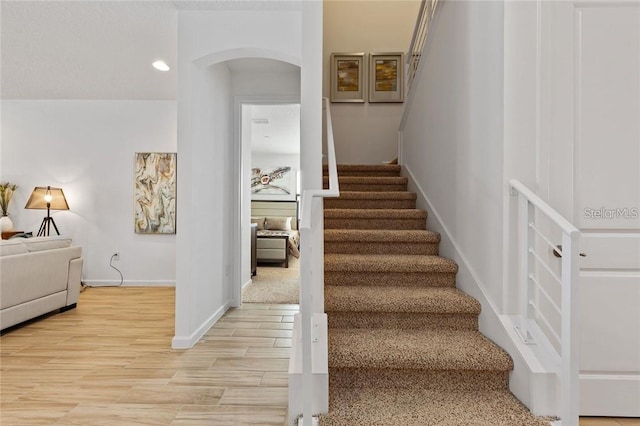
<box><xmin>330</xmin><ymin>52</ymin><xmax>367</xmax><ymax>103</ymax></box>
<box><xmin>369</xmin><ymin>52</ymin><xmax>404</xmax><ymax>103</ymax></box>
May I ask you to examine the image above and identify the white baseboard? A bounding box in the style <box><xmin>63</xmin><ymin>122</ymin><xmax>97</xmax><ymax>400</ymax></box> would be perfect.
<box><xmin>242</xmin><ymin>278</ymin><xmax>252</xmax><ymax>290</ymax></box>
<box><xmin>83</xmin><ymin>280</ymin><xmax>175</xmax><ymax>287</ymax></box>
<box><xmin>580</xmin><ymin>374</ymin><xmax>640</xmax><ymax>417</ymax></box>
<box><xmin>171</xmin><ymin>303</ymin><xmax>229</xmax><ymax>349</ymax></box>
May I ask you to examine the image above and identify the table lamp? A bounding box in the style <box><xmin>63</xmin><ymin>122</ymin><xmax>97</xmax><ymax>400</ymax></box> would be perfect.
<box><xmin>24</xmin><ymin>186</ymin><xmax>69</xmax><ymax>236</ymax></box>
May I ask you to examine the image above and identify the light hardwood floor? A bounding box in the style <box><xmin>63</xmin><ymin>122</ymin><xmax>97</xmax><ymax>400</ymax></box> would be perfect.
<box><xmin>1</xmin><ymin>287</ymin><xmax>295</xmax><ymax>425</ymax></box>
<box><xmin>1</xmin><ymin>287</ymin><xmax>637</xmax><ymax>426</ymax></box>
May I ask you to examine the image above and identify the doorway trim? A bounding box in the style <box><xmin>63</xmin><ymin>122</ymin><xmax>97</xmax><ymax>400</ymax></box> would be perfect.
<box><xmin>231</xmin><ymin>95</ymin><xmax>301</xmax><ymax>307</ymax></box>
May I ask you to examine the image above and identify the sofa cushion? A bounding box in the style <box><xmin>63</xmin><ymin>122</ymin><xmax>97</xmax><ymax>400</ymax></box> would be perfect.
<box><xmin>0</xmin><ymin>239</ymin><xmax>28</xmax><ymax>257</ymax></box>
<box><xmin>0</xmin><ymin>246</ymin><xmax>81</xmax><ymax>310</ymax></box>
<box><xmin>22</xmin><ymin>236</ymin><xmax>72</xmax><ymax>253</ymax></box>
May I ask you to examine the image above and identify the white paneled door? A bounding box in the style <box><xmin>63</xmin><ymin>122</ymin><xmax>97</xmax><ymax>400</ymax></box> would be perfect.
<box><xmin>546</xmin><ymin>1</ymin><xmax>640</xmax><ymax>417</ymax></box>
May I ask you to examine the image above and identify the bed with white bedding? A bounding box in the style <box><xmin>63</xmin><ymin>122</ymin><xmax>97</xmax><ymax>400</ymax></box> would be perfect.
<box><xmin>251</xmin><ymin>201</ymin><xmax>300</xmax><ymax>267</ymax></box>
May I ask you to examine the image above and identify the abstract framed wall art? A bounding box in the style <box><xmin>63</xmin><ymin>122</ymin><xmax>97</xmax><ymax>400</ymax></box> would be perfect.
<box><xmin>251</xmin><ymin>166</ymin><xmax>297</xmax><ymax>201</ymax></box>
<box><xmin>134</xmin><ymin>152</ymin><xmax>177</xmax><ymax>234</ymax></box>
<box><xmin>330</xmin><ymin>52</ymin><xmax>367</xmax><ymax>102</ymax></box>
<box><xmin>369</xmin><ymin>52</ymin><xmax>404</xmax><ymax>103</ymax></box>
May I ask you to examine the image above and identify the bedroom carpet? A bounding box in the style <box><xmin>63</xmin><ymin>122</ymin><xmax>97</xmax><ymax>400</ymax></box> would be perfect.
<box><xmin>319</xmin><ymin>164</ymin><xmax>550</xmax><ymax>426</ymax></box>
<box><xmin>242</xmin><ymin>256</ymin><xmax>299</xmax><ymax>304</ymax></box>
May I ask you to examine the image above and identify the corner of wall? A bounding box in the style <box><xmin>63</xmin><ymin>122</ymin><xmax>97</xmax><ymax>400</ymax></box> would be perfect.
<box><xmin>171</xmin><ymin>302</ymin><xmax>229</xmax><ymax>349</ymax></box>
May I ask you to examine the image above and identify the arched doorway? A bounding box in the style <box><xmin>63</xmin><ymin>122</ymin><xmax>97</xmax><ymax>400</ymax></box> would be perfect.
<box><xmin>173</xmin><ymin>50</ymin><xmax>300</xmax><ymax>348</ymax></box>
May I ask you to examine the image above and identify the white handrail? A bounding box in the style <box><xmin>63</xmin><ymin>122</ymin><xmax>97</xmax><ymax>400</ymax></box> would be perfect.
<box><xmin>510</xmin><ymin>180</ymin><xmax>578</xmax><ymax>236</ymax></box>
<box><xmin>297</xmin><ymin>98</ymin><xmax>339</xmax><ymax>425</ymax></box>
<box><xmin>510</xmin><ymin>179</ymin><xmax>580</xmax><ymax>426</ymax></box>
<box><xmin>406</xmin><ymin>0</ymin><xmax>440</xmax><ymax>92</ymax></box>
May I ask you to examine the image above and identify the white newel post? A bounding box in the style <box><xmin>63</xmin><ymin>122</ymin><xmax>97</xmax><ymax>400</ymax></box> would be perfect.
<box><xmin>560</xmin><ymin>231</ymin><xmax>580</xmax><ymax>426</ymax></box>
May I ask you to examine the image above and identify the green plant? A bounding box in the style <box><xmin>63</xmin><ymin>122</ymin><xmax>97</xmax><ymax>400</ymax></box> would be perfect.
<box><xmin>0</xmin><ymin>182</ymin><xmax>18</xmax><ymax>216</ymax></box>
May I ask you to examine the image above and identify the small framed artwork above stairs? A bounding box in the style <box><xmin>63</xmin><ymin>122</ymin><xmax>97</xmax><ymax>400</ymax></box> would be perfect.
<box><xmin>330</xmin><ymin>53</ymin><xmax>367</xmax><ymax>103</ymax></box>
<box><xmin>329</xmin><ymin>52</ymin><xmax>405</xmax><ymax>103</ymax></box>
<box><xmin>318</xmin><ymin>164</ymin><xmax>550</xmax><ymax>425</ymax></box>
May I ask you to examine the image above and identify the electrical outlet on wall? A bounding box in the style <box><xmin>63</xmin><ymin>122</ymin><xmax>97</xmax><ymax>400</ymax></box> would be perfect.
<box><xmin>112</xmin><ymin>252</ymin><xmax>120</xmax><ymax>261</ymax></box>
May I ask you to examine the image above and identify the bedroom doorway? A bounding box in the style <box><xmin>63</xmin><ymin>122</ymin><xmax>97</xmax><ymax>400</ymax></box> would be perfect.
<box><xmin>233</xmin><ymin>97</ymin><xmax>301</xmax><ymax>307</ymax></box>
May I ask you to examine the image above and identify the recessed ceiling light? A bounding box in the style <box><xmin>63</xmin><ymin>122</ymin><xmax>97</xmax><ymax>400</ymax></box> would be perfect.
<box><xmin>152</xmin><ymin>60</ymin><xmax>170</xmax><ymax>72</ymax></box>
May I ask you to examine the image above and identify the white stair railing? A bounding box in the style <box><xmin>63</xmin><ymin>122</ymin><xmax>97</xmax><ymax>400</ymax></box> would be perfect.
<box><xmin>297</xmin><ymin>98</ymin><xmax>339</xmax><ymax>426</ymax></box>
<box><xmin>510</xmin><ymin>180</ymin><xmax>580</xmax><ymax>426</ymax></box>
<box><xmin>406</xmin><ymin>0</ymin><xmax>440</xmax><ymax>92</ymax></box>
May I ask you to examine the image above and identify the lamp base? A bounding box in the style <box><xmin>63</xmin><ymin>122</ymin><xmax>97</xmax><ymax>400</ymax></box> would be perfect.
<box><xmin>0</xmin><ymin>216</ymin><xmax>14</xmax><ymax>233</ymax></box>
<box><xmin>37</xmin><ymin>216</ymin><xmax>60</xmax><ymax>237</ymax></box>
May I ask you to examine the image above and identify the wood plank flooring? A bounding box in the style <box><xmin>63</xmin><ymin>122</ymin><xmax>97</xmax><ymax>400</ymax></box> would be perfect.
<box><xmin>0</xmin><ymin>287</ymin><xmax>296</xmax><ymax>425</ymax></box>
<box><xmin>1</xmin><ymin>287</ymin><xmax>637</xmax><ymax>425</ymax></box>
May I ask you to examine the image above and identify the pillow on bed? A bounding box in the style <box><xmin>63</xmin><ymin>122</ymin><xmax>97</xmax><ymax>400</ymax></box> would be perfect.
<box><xmin>266</xmin><ymin>216</ymin><xmax>292</xmax><ymax>231</ymax></box>
<box><xmin>251</xmin><ymin>216</ymin><xmax>266</xmax><ymax>230</ymax></box>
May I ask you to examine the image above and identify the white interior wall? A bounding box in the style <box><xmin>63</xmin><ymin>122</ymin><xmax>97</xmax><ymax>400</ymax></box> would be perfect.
<box><xmin>174</xmin><ymin>62</ymin><xmax>232</xmax><ymax>347</ymax></box>
<box><xmin>174</xmin><ymin>6</ymin><xmax>305</xmax><ymax>348</ymax></box>
<box><xmin>401</xmin><ymin>0</ymin><xmax>564</xmax><ymax>413</ymax></box>
<box><xmin>401</xmin><ymin>0</ymin><xmax>505</xmax><ymax>310</ymax></box>
<box><xmin>0</xmin><ymin>100</ymin><xmax>177</xmax><ymax>285</ymax></box>
<box><xmin>232</xmin><ymin>70</ymin><xmax>300</xmax><ymax>97</ymax></box>
<box><xmin>252</xmin><ymin>153</ymin><xmax>300</xmax><ymax>171</ymax></box>
<box><xmin>323</xmin><ymin>0</ymin><xmax>419</xmax><ymax>164</ymax></box>
<box><xmin>503</xmin><ymin>0</ymin><xmax>541</xmax><ymax>313</ymax></box>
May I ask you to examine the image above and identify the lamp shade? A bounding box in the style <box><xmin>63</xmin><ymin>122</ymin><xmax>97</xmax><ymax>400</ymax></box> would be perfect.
<box><xmin>24</xmin><ymin>186</ymin><xmax>69</xmax><ymax>210</ymax></box>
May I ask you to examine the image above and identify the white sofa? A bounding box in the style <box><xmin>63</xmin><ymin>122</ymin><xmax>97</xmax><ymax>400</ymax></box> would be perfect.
<box><xmin>1</xmin><ymin>236</ymin><xmax>83</xmax><ymax>331</ymax></box>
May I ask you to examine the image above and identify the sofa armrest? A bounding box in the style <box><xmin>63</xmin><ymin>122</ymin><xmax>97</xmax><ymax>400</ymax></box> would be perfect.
<box><xmin>66</xmin><ymin>257</ymin><xmax>83</xmax><ymax>306</ymax></box>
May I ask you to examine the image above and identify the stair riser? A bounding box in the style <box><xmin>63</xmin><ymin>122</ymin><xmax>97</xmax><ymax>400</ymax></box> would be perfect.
<box><xmin>324</xmin><ymin>199</ymin><xmax>416</xmax><ymax>209</ymax></box>
<box><xmin>327</xmin><ymin>312</ymin><xmax>478</xmax><ymax>330</ymax></box>
<box><xmin>322</xmin><ymin>172</ymin><xmax>400</xmax><ymax>178</ymax></box>
<box><xmin>324</xmin><ymin>272</ymin><xmax>456</xmax><ymax>287</ymax></box>
<box><xmin>325</xmin><ymin>241</ymin><xmax>438</xmax><ymax>255</ymax></box>
<box><xmin>323</xmin><ymin>183</ymin><xmax>408</xmax><ymax>191</ymax></box>
<box><xmin>328</xmin><ymin>368</ymin><xmax>510</xmax><ymax>391</ymax></box>
<box><xmin>324</xmin><ymin>171</ymin><xmax>400</xmax><ymax>177</ymax></box>
<box><xmin>324</xmin><ymin>219</ymin><xmax>426</xmax><ymax>230</ymax></box>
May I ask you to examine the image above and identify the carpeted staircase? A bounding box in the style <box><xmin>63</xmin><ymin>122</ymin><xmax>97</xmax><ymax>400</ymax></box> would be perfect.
<box><xmin>319</xmin><ymin>164</ymin><xmax>549</xmax><ymax>426</ymax></box>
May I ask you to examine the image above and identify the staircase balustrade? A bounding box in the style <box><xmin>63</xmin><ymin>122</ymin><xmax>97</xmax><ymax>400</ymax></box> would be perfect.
<box><xmin>296</xmin><ymin>98</ymin><xmax>339</xmax><ymax>426</ymax></box>
<box><xmin>510</xmin><ymin>180</ymin><xmax>580</xmax><ymax>426</ymax></box>
<box><xmin>406</xmin><ymin>0</ymin><xmax>440</xmax><ymax>93</ymax></box>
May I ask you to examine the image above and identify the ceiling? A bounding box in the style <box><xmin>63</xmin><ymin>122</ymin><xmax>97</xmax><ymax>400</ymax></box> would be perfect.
<box><xmin>1</xmin><ymin>1</ymin><xmax>303</xmax><ymax>100</ymax></box>
<box><xmin>1</xmin><ymin>1</ymin><xmax>178</xmax><ymax>99</ymax></box>
<box><xmin>249</xmin><ymin>104</ymin><xmax>300</xmax><ymax>155</ymax></box>
<box><xmin>1</xmin><ymin>1</ymin><xmax>302</xmax><ymax>156</ymax></box>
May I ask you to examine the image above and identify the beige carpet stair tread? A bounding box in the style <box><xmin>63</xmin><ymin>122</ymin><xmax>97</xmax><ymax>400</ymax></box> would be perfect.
<box><xmin>325</xmin><ymin>286</ymin><xmax>480</xmax><ymax>315</ymax></box>
<box><xmin>324</xmin><ymin>229</ymin><xmax>440</xmax><ymax>243</ymax></box>
<box><xmin>323</xmin><ymin>164</ymin><xmax>401</xmax><ymax>174</ymax></box>
<box><xmin>322</xmin><ymin>177</ymin><xmax>408</xmax><ymax>191</ymax></box>
<box><xmin>322</xmin><ymin>164</ymin><xmax>544</xmax><ymax>424</ymax></box>
<box><xmin>325</xmin><ymin>253</ymin><xmax>458</xmax><ymax>274</ymax></box>
<box><xmin>319</xmin><ymin>387</ymin><xmax>550</xmax><ymax>426</ymax></box>
<box><xmin>328</xmin><ymin>191</ymin><xmax>416</xmax><ymax>200</ymax></box>
<box><xmin>328</xmin><ymin>328</ymin><xmax>513</xmax><ymax>372</ymax></box>
<box><xmin>322</xmin><ymin>176</ymin><xmax>408</xmax><ymax>185</ymax></box>
<box><xmin>324</xmin><ymin>208</ymin><xmax>427</xmax><ymax>220</ymax></box>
